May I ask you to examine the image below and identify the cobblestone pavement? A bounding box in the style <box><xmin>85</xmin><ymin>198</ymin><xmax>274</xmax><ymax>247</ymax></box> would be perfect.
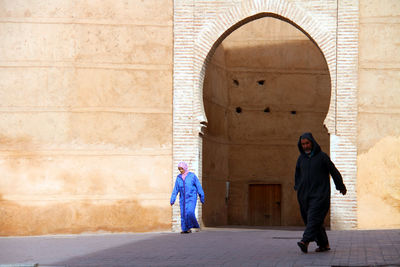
<box><xmin>0</xmin><ymin>227</ymin><xmax>399</xmax><ymax>267</ymax></box>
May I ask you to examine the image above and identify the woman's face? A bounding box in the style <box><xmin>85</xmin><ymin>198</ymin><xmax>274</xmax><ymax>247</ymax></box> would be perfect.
<box><xmin>178</xmin><ymin>167</ymin><xmax>185</xmax><ymax>174</ymax></box>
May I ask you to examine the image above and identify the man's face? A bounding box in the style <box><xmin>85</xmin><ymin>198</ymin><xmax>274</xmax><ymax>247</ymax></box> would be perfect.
<box><xmin>301</xmin><ymin>138</ymin><xmax>313</xmax><ymax>154</ymax></box>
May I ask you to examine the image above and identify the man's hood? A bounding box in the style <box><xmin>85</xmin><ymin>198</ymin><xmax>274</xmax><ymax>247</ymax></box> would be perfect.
<box><xmin>297</xmin><ymin>132</ymin><xmax>321</xmax><ymax>155</ymax></box>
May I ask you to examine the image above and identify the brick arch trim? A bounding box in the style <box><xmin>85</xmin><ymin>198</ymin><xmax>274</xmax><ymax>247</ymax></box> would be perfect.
<box><xmin>193</xmin><ymin>0</ymin><xmax>337</xmax><ymax>134</ymax></box>
<box><xmin>173</xmin><ymin>0</ymin><xmax>358</xmax><ymax>232</ymax></box>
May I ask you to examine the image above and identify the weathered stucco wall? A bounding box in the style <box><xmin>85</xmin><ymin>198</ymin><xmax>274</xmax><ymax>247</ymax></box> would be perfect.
<box><xmin>357</xmin><ymin>0</ymin><xmax>400</xmax><ymax>229</ymax></box>
<box><xmin>0</xmin><ymin>0</ymin><xmax>173</xmax><ymax>235</ymax></box>
<box><xmin>203</xmin><ymin>17</ymin><xmax>331</xmax><ymax>227</ymax></box>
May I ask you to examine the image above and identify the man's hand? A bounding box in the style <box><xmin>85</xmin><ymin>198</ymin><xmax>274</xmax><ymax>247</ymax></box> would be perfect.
<box><xmin>340</xmin><ymin>187</ymin><xmax>347</xmax><ymax>195</ymax></box>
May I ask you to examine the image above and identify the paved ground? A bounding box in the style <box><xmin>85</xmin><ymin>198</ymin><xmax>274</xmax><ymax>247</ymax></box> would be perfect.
<box><xmin>0</xmin><ymin>227</ymin><xmax>399</xmax><ymax>267</ymax></box>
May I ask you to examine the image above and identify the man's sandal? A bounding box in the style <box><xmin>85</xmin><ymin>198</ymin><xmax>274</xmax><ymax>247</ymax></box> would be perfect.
<box><xmin>297</xmin><ymin>241</ymin><xmax>309</xmax><ymax>253</ymax></box>
<box><xmin>315</xmin><ymin>246</ymin><xmax>331</xmax><ymax>252</ymax></box>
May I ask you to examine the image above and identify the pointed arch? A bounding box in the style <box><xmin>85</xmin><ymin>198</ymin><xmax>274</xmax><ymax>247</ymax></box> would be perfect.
<box><xmin>173</xmin><ymin>0</ymin><xmax>358</xmax><ymax>232</ymax></box>
<box><xmin>193</xmin><ymin>0</ymin><xmax>336</xmax><ymax>134</ymax></box>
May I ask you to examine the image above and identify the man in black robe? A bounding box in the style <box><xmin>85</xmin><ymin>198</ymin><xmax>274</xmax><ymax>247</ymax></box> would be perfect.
<box><xmin>294</xmin><ymin>132</ymin><xmax>347</xmax><ymax>253</ymax></box>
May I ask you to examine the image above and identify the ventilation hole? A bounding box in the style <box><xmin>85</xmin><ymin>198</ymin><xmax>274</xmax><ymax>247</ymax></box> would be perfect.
<box><xmin>264</xmin><ymin>107</ymin><xmax>270</xmax><ymax>113</ymax></box>
<box><xmin>291</xmin><ymin>110</ymin><xmax>297</xmax><ymax>114</ymax></box>
<box><xmin>236</xmin><ymin>107</ymin><xmax>242</xmax><ymax>113</ymax></box>
<box><xmin>257</xmin><ymin>80</ymin><xmax>265</xmax><ymax>85</ymax></box>
<box><xmin>233</xmin><ymin>79</ymin><xmax>239</xmax><ymax>86</ymax></box>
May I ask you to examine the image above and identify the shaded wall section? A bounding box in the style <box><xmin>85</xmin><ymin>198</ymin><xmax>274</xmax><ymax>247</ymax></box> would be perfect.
<box><xmin>357</xmin><ymin>0</ymin><xmax>400</xmax><ymax>229</ymax></box>
<box><xmin>0</xmin><ymin>0</ymin><xmax>173</xmax><ymax>235</ymax></box>
<box><xmin>202</xmin><ymin>45</ymin><xmax>230</xmax><ymax>226</ymax></box>
<box><xmin>203</xmin><ymin>17</ymin><xmax>331</xmax><ymax>227</ymax></box>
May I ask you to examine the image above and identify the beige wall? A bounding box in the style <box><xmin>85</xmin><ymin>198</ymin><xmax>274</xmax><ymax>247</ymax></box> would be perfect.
<box><xmin>357</xmin><ymin>0</ymin><xmax>400</xmax><ymax>229</ymax></box>
<box><xmin>0</xmin><ymin>0</ymin><xmax>173</xmax><ymax>235</ymax></box>
<box><xmin>203</xmin><ymin>17</ymin><xmax>331</xmax><ymax>227</ymax></box>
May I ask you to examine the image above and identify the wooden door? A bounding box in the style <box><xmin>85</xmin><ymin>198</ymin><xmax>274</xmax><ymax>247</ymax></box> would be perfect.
<box><xmin>249</xmin><ymin>184</ymin><xmax>281</xmax><ymax>226</ymax></box>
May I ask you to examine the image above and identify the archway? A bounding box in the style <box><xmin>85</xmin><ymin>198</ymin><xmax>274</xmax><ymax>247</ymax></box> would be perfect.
<box><xmin>173</xmin><ymin>0</ymin><xmax>358</xmax><ymax>232</ymax></box>
<box><xmin>202</xmin><ymin>16</ymin><xmax>331</xmax><ymax>227</ymax></box>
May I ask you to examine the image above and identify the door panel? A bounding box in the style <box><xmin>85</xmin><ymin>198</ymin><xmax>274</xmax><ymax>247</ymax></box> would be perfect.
<box><xmin>249</xmin><ymin>184</ymin><xmax>281</xmax><ymax>226</ymax></box>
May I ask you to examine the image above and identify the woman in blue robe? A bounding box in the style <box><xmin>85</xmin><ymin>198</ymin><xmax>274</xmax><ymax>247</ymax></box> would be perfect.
<box><xmin>170</xmin><ymin>162</ymin><xmax>205</xmax><ymax>233</ymax></box>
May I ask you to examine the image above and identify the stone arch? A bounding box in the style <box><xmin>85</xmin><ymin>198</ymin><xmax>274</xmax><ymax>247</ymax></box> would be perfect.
<box><xmin>193</xmin><ymin>0</ymin><xmax>336</xmax><ymax>134</ymax></box>
<box><xmin>173</xmin><ymin>0</ymin><xmax>358</xmax><ymax>232</ymax></box>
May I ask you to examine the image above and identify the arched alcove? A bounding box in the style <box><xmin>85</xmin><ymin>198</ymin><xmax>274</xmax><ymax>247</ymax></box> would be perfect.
<box><xmin>173</xmin><ymin>0</ymin><xmax>358</xmax><ymax>232</ymax></box>
<box><xmin>202</xmin><ymin>16</ymin><xmax>331</xmax><ymax>227</ymax></box>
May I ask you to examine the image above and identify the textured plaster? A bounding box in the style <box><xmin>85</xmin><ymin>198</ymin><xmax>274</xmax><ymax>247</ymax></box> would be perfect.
<box><xmin>0</xmin><ymin>0</ymin><xmax>173</xmax><ymax>236</ymax></box>
<box><xmin>357</xmin><ymin>136</ymin><xmax>400</xmax><ymax>229</ymax></box>
<box><xmin>357</xmin><ymin>0</ymin><xmax>400</xmax><ymax>229</ymax></box>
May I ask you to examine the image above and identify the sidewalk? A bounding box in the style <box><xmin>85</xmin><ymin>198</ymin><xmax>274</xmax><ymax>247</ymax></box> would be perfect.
<box><xmin>0</xmin><ymin>227</ymin><xmax>399</xmax><ymax>267</ymax></box>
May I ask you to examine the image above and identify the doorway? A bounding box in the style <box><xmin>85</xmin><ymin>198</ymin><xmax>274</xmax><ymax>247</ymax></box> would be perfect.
<box><xmin>201</xmin><ymin>16</ymin><xmax>331</xmax><ymax>228</ymax></box>
<box><xmin>173</xmin><ymin>0</ymin><xmax>358</xmax><ymax>231</ymax></box>
<box><xmin>249</xmin><ymin>184</ymin><xmax>281</xmax><ymax>226</ymax></box>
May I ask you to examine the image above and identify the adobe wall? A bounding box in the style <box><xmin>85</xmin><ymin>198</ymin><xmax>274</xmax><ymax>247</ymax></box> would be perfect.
<box><xmin>0</xmin><ymin>0</ymin><xmax>173</xmax><ymax>235</ymax></box>
<box><xmin>357</xmin><ymin>0</ymin><xmax>400</xmax><ymax>229</ymax></box>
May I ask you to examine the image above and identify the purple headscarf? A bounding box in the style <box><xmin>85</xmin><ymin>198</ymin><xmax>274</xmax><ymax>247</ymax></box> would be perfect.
<box><xmin>178</xmin><ymin>162</ymin><xmax>189</xmax><ymax>180</ymax></box>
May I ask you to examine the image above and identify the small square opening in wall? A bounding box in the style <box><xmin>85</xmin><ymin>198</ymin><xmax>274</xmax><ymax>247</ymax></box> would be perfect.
<box><xmin>236</xmin><ymin>107</ymin><xmax>242</xmax><ymax>113</ymax></box>
<box><xmin>291</xmin><ymin>110</ymin><xmax>296</xmax><ymax>115</ymax></box>
<box><xmin>257</xmin><ymin>80</ymin><xmax>265</xmax><ymax>85</ymax></box>
<box><xmin>264</xmin><ymin>107</ymin><xmax>270</xmax><ymax>113</ymax></box>
<box><xmin>233</xmin><ymin>79</ymin><xmax>239</xmax><ymax>86</ymax></box>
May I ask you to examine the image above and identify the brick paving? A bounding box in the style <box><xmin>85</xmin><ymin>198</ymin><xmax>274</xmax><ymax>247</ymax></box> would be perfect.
<box><xmin>0</xmin><ymin>228</ymin><xmax>399</xmax><ymax>267</ymax></box>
